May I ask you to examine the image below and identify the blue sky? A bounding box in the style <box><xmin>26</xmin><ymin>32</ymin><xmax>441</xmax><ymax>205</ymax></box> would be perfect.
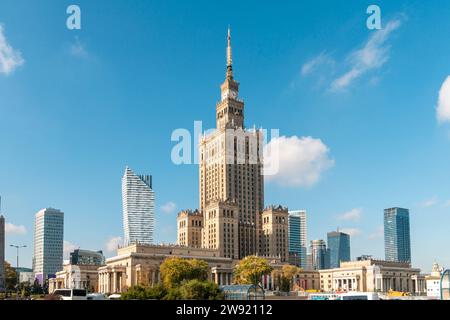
<box><xmin>1</xmin><ymin>0</ymin><xmax>450</xmax><ymax>272</ymax></box>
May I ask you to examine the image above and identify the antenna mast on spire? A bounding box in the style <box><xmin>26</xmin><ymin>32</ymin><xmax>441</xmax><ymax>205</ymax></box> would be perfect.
<box><xmin>226</xmin><ymin>26</ymin><xmax>233</xmax><ymax>78</ymax></box>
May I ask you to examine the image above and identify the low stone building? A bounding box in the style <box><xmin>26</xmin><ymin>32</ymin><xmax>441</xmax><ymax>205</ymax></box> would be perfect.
<box><xmin>261</xmin><ymin>268</ymin><xmax>320</xmax><ymax>292</ymax></box>
<box><xmin>49</xmin><ymin>264</ymin><xmax>101</xmax><ymax>293</ymax></box>
<box><xmin>49</xmin><ymin>249</ymin><xmax>106</xmax><ymax>293</ymax></box>
<box><xmin>318</xmin><ymin>258</ymin><xmax>425</xmax><ymax>294</ymax></box>
<box><xmin>425</xmin><ymin>262</ymin><xmax>443</xmax><ymax>298</ymax></box>
<box><xmin>97</xmin><ymin>243</ymin><xmax>235</xmax><ymax>294</ymax></box>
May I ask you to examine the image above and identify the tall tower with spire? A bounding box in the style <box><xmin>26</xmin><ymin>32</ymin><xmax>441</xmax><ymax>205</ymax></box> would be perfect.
<box><xmin>216</xmin><ymin>27</ymin><xmax>244</xmax><ymax>130</ymax></box>
<box><xmin>199</xmin><ymin>28</ymin><xmax>265</xmax><ymax>259</ymax></box>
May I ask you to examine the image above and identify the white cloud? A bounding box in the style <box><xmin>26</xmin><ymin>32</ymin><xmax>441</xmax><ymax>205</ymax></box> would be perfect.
<box><xmin>340</xmin><ymin>228</ymin><xmax>361</xmax><ymax>237</ymax></box>
<box><xmin>5</xmin><ymin>223</ymin><xmax>27</xmax><ymax>235</ymax></box>
<box><xmin>331</xmin><ymin>19</ymin><xmax>401</xmax><ymax>91</ymax></box>
<box><xmin>444</xmin><ymin>200</ymin><xmax>450</xmax><ymax>207</ymax></box>
<box><xmin>160</xmin><ymin>202</ymin><xmax>177</xmax><ymax>214</ymax></box>
<box><xmin>264</xmin><ymin>136</ymin><xmax>334</xmax><ymax>187</ymax></box>
<box><xmin>301</xmin><ymin>51</ymin><xmax>335</xmax><ymax>77</ymax></box>
<box><xmin>436</xmin><ymin>76</ymin><xmax>450</xmax><ymax>123</ymax></box>
<box><xmin>63</xmin><ymin>240</ymin><xmax>78</xmax><ymax>259</ymax></box>
<box><xmin>420</xmin><ymin>197</ymin><xmax>438</xmax><ymax>208</ymax></box>
<box><xmin>70</xmin><ymin>36</ymin><xmax>88</xmax><ymax>58</ymax></box>
<box><xmin>0</xmin><ymin>24</ymin><xmax>24</xmax><ymax>75</ymax></box>
<box><xmin>368</xmin><ymin>225</ymin><xmax>384</xmax><ymax>240</ymax></box>
<box><xmin>105</xmin><ymin>236</ymin><xmax>122</xmax><ymax>253</ymax></box>
<box><xmin>338</xmin><ymin>208</ymin><xmax>362</xmax><ymax>221</ymax></box>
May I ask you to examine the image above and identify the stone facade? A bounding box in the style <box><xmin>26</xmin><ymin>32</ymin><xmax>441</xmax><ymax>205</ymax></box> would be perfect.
<box><xmin>318</xmin><ymin>259</ymin><xmax>425</xmax><ymax>294</ymax></box>
<box><xmin>49</xmin><ymin>264</ymin><xmax>101</xmax><ymax>293</ymax></box>
<box><xmin>177</xmin><ymin>210</ymin><xmax>203</xmax><ymax>248</ymax></box>
<box><xmin>261</xmin><ymin>206</ymin><xmax>289</xmax><ymax>262</ymax></box>
<box><xmin>425</xmin><ymin>262</ymin><xmax>443</xmax><ymax>298</ymax></box>
<box><xmin>97</xmin><ymin>244</ymin><xmax>234</xmax><ymax>294</ymax></box>
<box><xmin>202</xmin><ymin>200</ymin><xmax>239</xmax><ymax>259</ymax></box>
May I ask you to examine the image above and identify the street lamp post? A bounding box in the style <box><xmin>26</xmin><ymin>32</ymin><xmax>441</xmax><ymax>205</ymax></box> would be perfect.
<box><xmin>10</xmin><ymin>244</ymin><xmax>27</xmax><ymax>299</ymax></box>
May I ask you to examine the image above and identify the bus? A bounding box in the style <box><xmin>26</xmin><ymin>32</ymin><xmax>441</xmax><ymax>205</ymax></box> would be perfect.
<box><xmin>53</xmin><ymin>289</ymin><xmax>87</xmax><ymax>300</ymax></box>
<box><xmin>336</xmin><ymin>292</ymin><xmax>379</xmax><ymax>300</ymax></box>
<box><xmin>308</xmin><ymin>293</ymin><xmax>340</xmax><ymax>300</ymax></box>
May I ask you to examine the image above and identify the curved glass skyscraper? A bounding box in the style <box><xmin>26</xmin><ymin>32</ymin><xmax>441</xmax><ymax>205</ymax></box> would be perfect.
<box><xmin>122</xmin><ymin>166</ymin><xmax>155</xmax><ymax>245</ymax></box>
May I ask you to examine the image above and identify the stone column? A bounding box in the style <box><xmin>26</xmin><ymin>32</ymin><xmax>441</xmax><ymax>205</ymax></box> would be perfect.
<box><xmin>270</xmin><ymin>275</ymin><xmax>274</xmax><ymax>291</ymax></box>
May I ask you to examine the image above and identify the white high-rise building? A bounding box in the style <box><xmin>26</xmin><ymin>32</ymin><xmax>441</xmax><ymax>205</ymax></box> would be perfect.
<box><xmin>33</xmin><ymin>208</ymin><xmax>64</xmax><ymax>284</ymax></box>
<box><xmin>122</xmin><ymin>166</ymin><xmax>155</xmax><ymax>245</ymax></box>
<box><xmin>288</xmin><ymin>210</ymin><xmax>307</xmax><ymax>269</ymax></box>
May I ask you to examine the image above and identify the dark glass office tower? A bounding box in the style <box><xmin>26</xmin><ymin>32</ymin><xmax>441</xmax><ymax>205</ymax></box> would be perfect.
<box><xmin>327</xmin><ymin>231</ymin><xmax>350</xmax><ymax>268</ymax></box>
<box><xmin>384</xmin><ymin>207</ymin><xmax>411</xmax><ymax>263</ymax></box>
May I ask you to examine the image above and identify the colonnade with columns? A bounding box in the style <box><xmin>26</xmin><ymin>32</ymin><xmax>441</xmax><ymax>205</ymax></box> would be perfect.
<box><xmin>98</xmin><ymin>266</ymin><xmax>126</xmax><ymax>294</ymax></box>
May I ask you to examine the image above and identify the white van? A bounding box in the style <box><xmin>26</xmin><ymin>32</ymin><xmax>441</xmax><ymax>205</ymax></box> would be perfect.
<box><xmin>53</xmin><ymin>289</ymin><xmax>87</xmax><ymax>300</ymax></box>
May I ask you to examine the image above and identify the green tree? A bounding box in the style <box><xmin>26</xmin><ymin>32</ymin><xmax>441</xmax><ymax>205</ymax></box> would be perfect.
<box><xmin>159</xmin><ymin>257</ymin><xmax>208</xmax><ymax>289</ymax></box>
<box><xmin>233</xmin><ymin>256</ymin><xmax>273</xmax><ymax>286</ymax></box>
<box><xmin>120</xmin><ymin>286</ymin><xmax>147</xmax><ymax>300</ymax></box>
<box><xmin>4</xmin><ymin>261</ymin><xmax>17</xmax><ymax>291</ymax></box>
<box><xmin>272</xmin><ymin>265</ymin><xmax>301</xmax><ymax>292</ymax></box>
<box><xmin>146</xmin><ymin>284</ymin><xmax>167</xmax><ymax>299</ymax></box>
<box><xmin>120</xmin><ymin>284</ymin><xmax>168</xmax><ymax>300</ymax></box>
<box><xmin>179</xmin><ymin>279</ymin><xmax>224</xmax><ymax>300</ymax></box>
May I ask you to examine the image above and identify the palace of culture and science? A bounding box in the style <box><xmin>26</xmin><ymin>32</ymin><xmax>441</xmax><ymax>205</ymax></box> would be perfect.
<box><xmin>177</xmin><ymin>28</ymin><xmax>289</xmax><ymax>262</ymax></box>
<box><xmin>50</xmin><ymin>29</ymin><xmax>426</xmax><ymax>295</ymax></box>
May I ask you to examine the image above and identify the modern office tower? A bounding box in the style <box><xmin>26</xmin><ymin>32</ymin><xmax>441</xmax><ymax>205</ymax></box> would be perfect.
<box><xmin>69</xmin><ymin>249</ymin><xmax>105</xmax><ymax>266</ymax></box>
<box><xmin>288</xmin><ymin>210</ymin><xmax>307</xmax><ymax>268</ymax></box>
<box><xmin>384</xmin><ymin>207</ymin><xmax>411</xmax><ymax>263</ymax></box>
<box><xmin>199</xmin><ymin>28</ymin><xmax>264</xmax><ymax>259</ymax></box>
<box><xmin>0</xmin><ymin>214</ymin><xmax>5</xmax><ymax>291</ymax></box>
<box><xmin>310</xmin><ymin>239</ymin><xmax>329</xmax><ymax>270</ymax></box>
<box><xmin>122</xmin><ymin>166</ymin><xmax>155</xmax><ymax>245</ymax></box>
<box><xmin>327</xmin><ymin>230</ymin><xmax>351</xmax><ymax>268</ymax></box>
<box><xmin>261</xmin><ymin>206</ymin><xmax>289</xmax><ymax>262</ymax></box>
<box><xmin>177</xmin><ymin>209</ymin><xmax>204</xmax><ymax>248</ymax></box>
<box><xmin>33</xmin><ymin>208</ymin><xmax>64</xmax><ymax>284</ymax></box>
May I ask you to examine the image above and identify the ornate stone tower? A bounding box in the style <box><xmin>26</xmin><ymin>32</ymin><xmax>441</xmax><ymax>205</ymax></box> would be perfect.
<box><xmin>199</xmin><ymin>28</ymin><xmax>265</xmax><ymax>259</ymax></box>
<box><xmin>177</xmin><ymin>209</ymin><xmax>203</xmax><ymax>248</ymax></box>
<box><xmin>216</xmin><ymin>28</ymin><xmax>244</xmax><ymax>130</ymax></box>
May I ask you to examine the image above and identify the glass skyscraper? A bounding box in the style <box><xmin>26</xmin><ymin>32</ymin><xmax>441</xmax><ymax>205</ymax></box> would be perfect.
<box><xmin>384</xmin><ymin>207</ymin><xmax>411</xmax><ymax>263</ymax></box>
<box><xmin>70</xmin><ymin>249</ymin><xmax>105</xmax><ymax>266</ymax></box>
<box><xmin>33</xmin><ymin>208</ymin><xmax>64</xmax><ymax>284</ymax></box>
<box><xmin>310</xmin><ymin>239</ymin><xmax>329</xmax><ymax>270</ymax></box>
<box><xmin>122</xmin><ymin>166</ymin><xmax>155</xmax><ymax>245</ymax></box>
<box><xmin>327</xmin><ymin>230</ymin><xmax>350</xmax><ymax>268</ymax></box>
<box><xmin>288</xmin><ymin>210</ymin><xmax>307</xmax><ymax>269</ymax></box>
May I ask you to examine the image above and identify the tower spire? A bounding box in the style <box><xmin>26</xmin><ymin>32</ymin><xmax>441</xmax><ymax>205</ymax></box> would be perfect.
<box><xmin>226</xmin><ymin>26</ymin><xmax>233</xmax><ymax>79</ymax></box>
